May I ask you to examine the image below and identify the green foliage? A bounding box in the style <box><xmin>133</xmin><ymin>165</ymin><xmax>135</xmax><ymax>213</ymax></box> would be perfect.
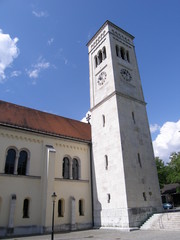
<box><xmin>155</xmin><ymin>157</ymin><xmax>168</xmax><ymax>188</ymax></box>
<box><xmin>166</xmin><ymin>152</ymin><xmax>180</xmax><ymax>184</ymax></box>
<box><xmin>155</xmin><ymin>152</ymin><xmax>180</xmax><ymax>188</ymax></box>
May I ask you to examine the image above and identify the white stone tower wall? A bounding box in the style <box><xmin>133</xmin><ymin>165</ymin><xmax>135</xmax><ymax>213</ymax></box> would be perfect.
<box><xmin>88</xmin><ymin>21</ymin><xmax>162</xmax><ymax>229</ymax></box>
<box><xmin>116</xmin><ymin>95</ymin><xmax>162</xmax><ymax>226</ymax></box>
<box><xmin>91</xmin><ymin>96</ymin><xmax>129</xmax><ymax>227</ymax></box>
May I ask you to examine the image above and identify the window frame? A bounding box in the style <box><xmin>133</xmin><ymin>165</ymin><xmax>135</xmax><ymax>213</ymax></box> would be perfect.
<box><xmin>17</xmin><ymin>149</ymin><xmax>28</xmax><ymax>175</ymax></box>
<box><xmin>58</xmin><ymin>198</ymin><xmax>65</xmax><ymax>217</ymax></box>
<box><xmin>72</xmin><ymin>158</ymin><xmax>79</xmax><ymax>180</ymax></box>
<box><xmin>4</xmin><ymin>148</ymin><xmax>17</xmax><ymax>174</ymax></box>
<box><xmin>23</xmin><ymin>198</ymin><xmax>30</xmax><ymax>218</ymax></box>
<box><xmin>62</xmin><ymin>157</ymin><xmax>70</xmax><ymax>179</ymax></box>
<box><xmin>79</xmin><ymin>199</ymin><xmax>85</xmax><ymax>216</ymax></box>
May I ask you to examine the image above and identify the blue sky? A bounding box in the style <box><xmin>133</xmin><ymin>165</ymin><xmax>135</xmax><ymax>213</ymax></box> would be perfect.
<box><xmin>0</xmin><ymin>0</ymin><xmax>180</xmax><ymax>162</ymax></box>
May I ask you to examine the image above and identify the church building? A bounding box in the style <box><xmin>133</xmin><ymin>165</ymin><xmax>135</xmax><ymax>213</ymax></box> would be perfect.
<box><xmin>0</xmin><ymin>21</ymin><xmax>162</xmax><ymax>237</ymax></box>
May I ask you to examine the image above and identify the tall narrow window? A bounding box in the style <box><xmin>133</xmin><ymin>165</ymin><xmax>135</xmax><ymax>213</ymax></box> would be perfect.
<box><xmin>94</xmin><ymin>56</ymin><xmax>98</xmax><ymax>68</ymax></box>
<box><xmin>143</xmin><ymin>192</ymin><xmax>147</xmax><ymax>201</ymax></box>
<box><xmin>120</xmin><ymin>47</ymin><xmax>125</xmax><ymax>60</ymax></box>
<box><xmin>63</xmin><ymin>157</ymin><xmax>70</xmax><ymax>179</ymax></box>
<box><xmin>105</xmin><ymin>155</ymin><xmax>108</xmax><ymax>170</ymax></box>
<box><xmin>138</xmin><ymin>153</ymin><xmax>142</xmax><ymax>168</ymax></box>
<box><xmin>102</xmin><ymin>114</ymin><xmax>105</xmax><ymax>127</ymax></box>
<box><xmin>17</xmin><ymin>150</ymin><xmax>28</xmax><ymax>175</ymax></box>
<box><xmin>5</xmin><ymin>148</ymin><xmax>16</xmax><ymax>174</ymax></box>
<box><xmin>98</xmin><ymin>50</ymin><xmax>103</xmax><ymax>64</ymax></box>
<box><xmin>72</xmin><ymin>158</ymin><xmax>79</xmax><ymax>180</ymax></box>
<box><xmin>58</xmin><ymin>199</ymin><xmax>64</xmax><ymax>217</ymax></box>
<box><xmin>102</xmin><ymin>46</ymin><xmax>106</xmax><ymax>59</ymax></box>
<box><xmin>107</xmin><ymin>193</ymin><xmax>111</xmax><ymax>203</ymax></box>
<box><xmin>132</xmin><ymin>112</ymin><xmax>136</xmax><ymax>124</ymax></box>
<box><xmin>79</xmin><ymin>199</ymin><xmax>84</xmax><ymax>216</ymax></box>
<box><xmin>116</xmin><ymin>45</ymin><xmax>119</xmax><ymax>57</ymax></box>
<box><xmin>126</xmin><ymin>51</ymin><xmax>130</xmax><ymax>62</ymax></box>
<box><xmin>23</xmin><ymin>198</ymin><xmax>29</xmax><ymax>218</ymax></box>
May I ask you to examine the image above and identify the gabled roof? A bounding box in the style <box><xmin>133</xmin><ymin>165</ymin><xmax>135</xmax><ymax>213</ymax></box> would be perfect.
<box><xmin>0</xmin><ymin>100</ymin><xmax>91</xmax><ymax>142</ymax></box>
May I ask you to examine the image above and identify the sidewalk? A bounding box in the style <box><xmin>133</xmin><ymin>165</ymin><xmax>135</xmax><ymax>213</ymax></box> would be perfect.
<box><xmin>3</xmin><ymin>229</ymin><xmax>180</xmax><ymax>240</ymax></box>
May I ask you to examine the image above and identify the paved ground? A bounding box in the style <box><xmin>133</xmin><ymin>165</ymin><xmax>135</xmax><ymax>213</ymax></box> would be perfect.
<box><xmin>3</xmin><ymin>229</ymin><xmax>180</xmax><ymax>240</ymax></box>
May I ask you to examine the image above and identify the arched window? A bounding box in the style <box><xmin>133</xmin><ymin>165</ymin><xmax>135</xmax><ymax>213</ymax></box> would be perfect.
<box><xmin>63</xmin><ymin>157</ymin><xmax>70</xmax><ymax>179</ymax></box>
<box><xmin>5</xmin><ymin>148</ymin><xmax>16</xmax><ymax>174</ymax></box>
<box><xmin>23</xmin><ymin>198</ymin><xmax>29</xmax><ymax>218</ymax></box>
<box><xmin>17</xmin><ymin>150</ymin><xmax>28</xmax><ymax>175</ymax></box>
<box><xmin>79</xmin><ymin>199</ymin><xmax>84</xmax><ymax>216</ymax></box>
<box><xmin>72</xmin><ymin>158</ymin><xmax>79</xmax><ymax>180</ymax></box>
<box><xmin>98</xmin><ymin>50</ymin><xmax>103</xmax><ymax>64</ymax></box>
<box><xmin>116</xmin><ymin>45</ymin><xmax>119</xmax><ymax>57</ymax></box>
<box><xmin>120</xmin><ymin>47</ymin><xmax>125</xmax><ymax>60</ymax></box>
<box><xmin>58</xmin><ymin>199</ymin><xmax>65</xmax><ymax>217</ymax></box>
<box><xmin>102</xmin><ymin>46</ymin><xmax>106</xmax><ymax>60</ymax></box>
<box><xmin>94</xmin><ymin>56</ymin><xmax>98</xmax><ymax>68</ymax></box>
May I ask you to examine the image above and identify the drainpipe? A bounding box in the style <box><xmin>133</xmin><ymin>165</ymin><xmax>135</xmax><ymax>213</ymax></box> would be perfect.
<box><xmin>89</xmin><ymin>142</ymin><xmax>94</xmax><ymax>228</ymax></box>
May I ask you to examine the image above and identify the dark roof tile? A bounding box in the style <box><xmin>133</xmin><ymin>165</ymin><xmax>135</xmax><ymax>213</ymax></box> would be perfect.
<box><xmin>0</xmin><ymin>100</ymin><xmax>91</xmax><ymax>142</ymax></box>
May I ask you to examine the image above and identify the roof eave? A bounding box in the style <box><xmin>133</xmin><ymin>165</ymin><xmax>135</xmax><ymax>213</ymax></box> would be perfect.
<box><xmin>0</xmin><ymin>123</ymin><xmax>91</xmax><ymax>144</ymax></box>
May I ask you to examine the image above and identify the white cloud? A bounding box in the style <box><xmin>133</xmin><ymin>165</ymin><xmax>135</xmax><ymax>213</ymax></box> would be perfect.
<box><xmin>153</xmin><ymin>119</ymin><xmax>180</xmax><ymax>163</ymax></box>
<box><xmin>32</xmin><ymin>10</ymin><xmax>48</xmax><ymax>18</ymax></box>
<box><xmin>0</xmin><ymin>29</ymin><xmax>19</xmax><ymax>82</ymax></box>
<box><xmin>26</xmin><ymin>57</ymin><xmax>50</xmax><ymax>83</ymax></box>
<box><xmin>47</xmin><ymin>38</ymin><xmax>54</xmax><ymax>46</ymax></box>
<box><xmin>150</xmin><ymin>123</ymin><xmax>161</xmax><ymax>133</ymax></box>
<box><xmin>10</xmin><ymin>70</ymin><xmax>21</xmax><ymax>78</ymax></box>
<box><xmin>81</xmin><ymin>111</ymin><xmax>91</xmax><ymax>123</ymax></box>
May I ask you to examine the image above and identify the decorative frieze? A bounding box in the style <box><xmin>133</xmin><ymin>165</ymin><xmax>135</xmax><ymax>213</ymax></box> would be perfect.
<box><xmin>111</xmin><ymin>28</ymin><xmax>132</xmax><ymax>45</ymax></box>
<box><xmin>91</xmin><ymin>30</ymin><xmax>106</xmax><ymax>49</ymax></box>
<box><xmin>55</xmin><ymin>142</ymin><xmax>88</xmax><ymax>152</ymax></box>
<box><xmin>0</xmin><ymin>131</ymin><xmax>43</xmax><ymax>143</ymax></box>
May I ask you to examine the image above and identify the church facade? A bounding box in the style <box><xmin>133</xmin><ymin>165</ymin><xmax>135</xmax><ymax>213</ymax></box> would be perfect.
<box><xmin>0</xmin><ymin>21</ymin><xmax>162</xmax><ymax>237</ymax></box>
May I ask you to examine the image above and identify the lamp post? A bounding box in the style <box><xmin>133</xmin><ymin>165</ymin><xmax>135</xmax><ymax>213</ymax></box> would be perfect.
<box><xmin>51</xmin><ymin>192</ymin><xmax>57</xmax><ymax>240</ymax></box>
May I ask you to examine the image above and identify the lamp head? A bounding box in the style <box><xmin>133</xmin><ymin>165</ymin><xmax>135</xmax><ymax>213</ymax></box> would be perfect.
<box><xmin>51</xmin><ymin>192</ymin><xmax>57</xmax><ymax>202</ymax></box>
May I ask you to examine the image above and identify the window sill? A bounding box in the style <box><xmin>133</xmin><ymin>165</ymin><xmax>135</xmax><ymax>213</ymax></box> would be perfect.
<box><xmin>55</xmin><ymin>178</ymin><xmax>89</xmax><ymax>183</ymax></box>
<box><xmin>0</xmin><ymin>173</ymin><xmax>41</xmax><ymax>179</ymax></box>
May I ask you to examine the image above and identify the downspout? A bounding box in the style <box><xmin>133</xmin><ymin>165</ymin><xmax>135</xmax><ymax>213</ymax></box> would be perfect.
<box><xmin>89</xmin><ymin>142</ymin><xmax>94</xmax><ymax>228</ymax></box>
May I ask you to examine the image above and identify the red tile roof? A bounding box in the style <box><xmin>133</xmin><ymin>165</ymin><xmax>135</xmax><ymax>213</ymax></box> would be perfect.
<box><xmin>0</xmin><ymin>100</ymin><xmax>91</xmax><ymax>142</ymax></box>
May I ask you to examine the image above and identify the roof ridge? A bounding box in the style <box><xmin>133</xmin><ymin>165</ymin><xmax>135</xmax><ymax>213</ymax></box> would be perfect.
<box><xmin>0</xmin><ymin>99</ymin><xmax>89</xmax><ymax>126</ymax></box>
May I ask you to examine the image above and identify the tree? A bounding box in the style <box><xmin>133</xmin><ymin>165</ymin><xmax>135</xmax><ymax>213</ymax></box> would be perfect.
<box><xmin>166</xmin><ymin>152</ymin><xmax>180</xmax><ymax>184</ymax></box>
<box><xmin>155</xmin><ymin>157</ymin><xmax>168</xmax><ymax>188</ymax></box>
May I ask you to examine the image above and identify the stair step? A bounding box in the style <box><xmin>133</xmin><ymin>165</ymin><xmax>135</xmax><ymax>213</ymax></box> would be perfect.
<box><xmin>140</xmin><ymin>211</ymin><xmax>180</xmax><ymax>230</ymax></box>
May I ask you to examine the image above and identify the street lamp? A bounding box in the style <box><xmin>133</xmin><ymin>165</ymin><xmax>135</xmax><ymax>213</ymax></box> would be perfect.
<box><xmin>51</xmin><ymin>192</ymin><xmax>57</xmax><ymax>240</ymax></box>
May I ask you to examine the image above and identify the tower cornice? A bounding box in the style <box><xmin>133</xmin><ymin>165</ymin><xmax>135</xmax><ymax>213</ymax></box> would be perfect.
<box><xmin>90</xmin><ymin>90</ymin><xmax>146</xmax><ymax>112</ymax></box>
<box><xmin>86</xmin><ymin>20</ymin><xmax>134</xmax><ymax>47</ymax></box>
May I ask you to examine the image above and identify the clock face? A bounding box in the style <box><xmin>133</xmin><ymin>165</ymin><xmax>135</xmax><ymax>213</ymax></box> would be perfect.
<box><xmin>97</xmin><ymin>71</ymin><xmax>107</xmax><ymax>86</ymax></box>
<box><xmin>120</xmin><ymin>68</ymin><xmax>132</xmax><ymax>82</ymax></box>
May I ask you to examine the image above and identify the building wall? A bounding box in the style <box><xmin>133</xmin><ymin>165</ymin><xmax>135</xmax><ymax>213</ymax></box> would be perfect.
<box><xmin>0</xmin><ymin>126</ymin><xmax>92</xmax><ymax>237</ymax></box>
<box><xmin>88</xmin><ymin>21</ymin><xmax>162</xmax><ymax>229</ymax></box>
<box><xmin>91</xmin><ymin>96</ymin><xmax>129</xmax><ymax>228</ymax></box>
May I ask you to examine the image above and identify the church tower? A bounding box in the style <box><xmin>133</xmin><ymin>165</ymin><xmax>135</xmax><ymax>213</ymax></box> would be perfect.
<box><xmin>87</xmin><ymin>21</ymin><xmax>162</xmax><ymax>229</ymax></box>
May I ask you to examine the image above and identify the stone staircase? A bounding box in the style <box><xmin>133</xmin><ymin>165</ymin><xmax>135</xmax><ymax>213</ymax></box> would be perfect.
<box><xmin>140</xmin><ymin>211</ymin><xmax>180</xmax><ymax>230</ymax></box>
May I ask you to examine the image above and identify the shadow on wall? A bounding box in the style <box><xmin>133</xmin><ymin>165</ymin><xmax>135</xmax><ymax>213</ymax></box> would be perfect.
<box><xmin>91</xmin><ymin>149</ymin><xmax>102</xmax><ymax>228</ymax></box>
